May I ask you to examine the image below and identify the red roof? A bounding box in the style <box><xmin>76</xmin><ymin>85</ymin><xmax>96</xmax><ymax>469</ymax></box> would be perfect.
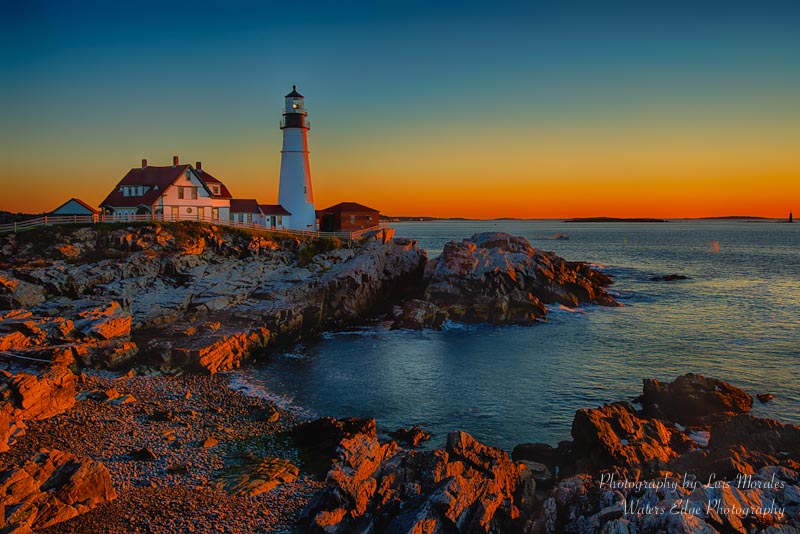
<box><xmin>259</xmin><ymin>204</ymin><xmax>291</xmax><ymax>216</ymax></box>
<box><xmin>100</xmin><ymin>164</ymin><xmax>234</xmax><ymax>208</ymax></box>
<box><xmin>100</xmin><ymin>165</ymin><xmax>191</xmax><ymax>208</ymax></box>
<box><xmin>230</xmin><ymin>199</ymin><xmax>261</xmax><ymax>213</ymax></box>
<box><xmin>51</xmin><ymin>198</ymin><xmax>99</xmax><ymax>214</ymax></box>
<box><xmin>197</xmin><ymin>169</ymin><xmax>232</xmax><ymax>199</ymax></box>
<box><xmin>317</xmin><ymin>202</ymin><xmax>380</xmax><ymax>214</ymax></box>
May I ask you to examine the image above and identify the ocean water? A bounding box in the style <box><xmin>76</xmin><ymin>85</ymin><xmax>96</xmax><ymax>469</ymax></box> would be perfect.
<box><xmin>236</xmin><ymin>220</ymin><xmax>800</xmax><ymax>450</ymax></box>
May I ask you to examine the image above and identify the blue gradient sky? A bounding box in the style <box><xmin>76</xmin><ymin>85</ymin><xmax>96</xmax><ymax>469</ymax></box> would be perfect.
<box><xmin>1</xmin><ymin>0</ymin><xmax>798</xmax><ymax>217</ymax></box>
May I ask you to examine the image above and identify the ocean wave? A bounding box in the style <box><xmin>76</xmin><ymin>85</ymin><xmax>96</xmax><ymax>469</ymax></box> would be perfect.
<box><xmin>546</xmin><ymin>304</ymin><xmax>586</xmax><ymax>314</ymax></box>
<box><xmin>227</xmin><ymin>373</ymin><xmax>317</xmax><ymax>418</ymax></box>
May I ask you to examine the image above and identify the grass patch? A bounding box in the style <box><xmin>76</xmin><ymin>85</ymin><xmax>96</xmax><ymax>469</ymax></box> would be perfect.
<box><xmin>298</xmin><ymin>236</ymin><xmax>343</xmax><ymax>266</ymax></box>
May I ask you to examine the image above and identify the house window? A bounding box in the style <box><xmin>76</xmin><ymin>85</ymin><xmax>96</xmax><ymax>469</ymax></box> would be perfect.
<box><xmin>212</xmin><ymin>186</ymin><xmax>220</xmax><ymax>195</ymax></box>
<box><xmin>212</xmin><ymin>208</ymin><xmax>219</xmax><ymax>220</ymax></box>
<box><xmin>276</xmin><ymin>216</ymin><xmax>282</xmax><ymax>225</ymax></box>
<box><xmin>350</xmin><ymin>215</ymin><xmax>355</xmax><ymax>224</ymax></box>
<box><xmin>178</xmin><ymin>187</ymin><xmax>185</xmax><ymax>199</ymax></box>
<box><xmin>191</xmin><ymin>187</ymin><xmax>198</xmax><ymax>200</ymax></box>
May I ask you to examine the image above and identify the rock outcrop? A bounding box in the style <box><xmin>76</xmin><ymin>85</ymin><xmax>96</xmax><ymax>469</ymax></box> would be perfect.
<box><xmin>0</xmin><ymin>365</ymin><xmax>76</xmax><ymax>452</ymax></box>
<box><xmin>509</xmin><ymin>374</ymin><xmax>800</xmax><ymax>534</ymax></box>
<box><xmin>0</xmin><ymin>224</ymin><xmax>426</xmax><ymax>373</ymax></box>
<box><xmin>641</xmin><ymin>373</ymin><xmax>753</xmax><ymax>425</ymax></box>
<box><xmin>298</xmin><ymin>423</ymin><xmax>534</xmax><ymax>534</ymax></box>
<box><xmin>395</xmin><ymin>232</ymin><xmax>618</xmax><ymax>328</ymax></box>
<box><xmin>0</xmin><ymin>449</ymin><xmax>117</xmax><ymax>532</ymax></box>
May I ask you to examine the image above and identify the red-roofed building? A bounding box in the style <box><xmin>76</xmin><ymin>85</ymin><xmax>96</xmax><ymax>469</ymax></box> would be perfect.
<box><xmin>317</xmin><ymin>202</ymin><xmax>380</xmax><ymax>232</ymax></box>
<box><xmin>229</xmin><ymin>199</ymin><xmax>262</xmax><ymax>224</ymax></box>
<box><xmin>100</xmin><ymin>157</ymin><xmax>232</xmax><ymax>221</ymax></box>
<box><xmin>259</xmin><ymin>204</ymin><xmax>291</xmax><ymax>229</ymax></box>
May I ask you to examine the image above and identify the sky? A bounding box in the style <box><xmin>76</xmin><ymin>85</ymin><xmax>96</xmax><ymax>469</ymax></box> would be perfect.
<box><xmin>1</xmin><ymin>0</ymin><xmax>798</xmax><ymax>218</ymax></box>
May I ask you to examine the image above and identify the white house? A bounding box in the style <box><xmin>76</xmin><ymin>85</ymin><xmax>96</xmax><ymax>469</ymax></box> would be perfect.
<box><xmin>100</xmin><ymin>157</ymin><xmax>232</xmax><ymax>221</ymax></box>
<box><xmin>259</xmin><ymin>204</ymin><xmax>291</xmax><ymax>229</ymax></box>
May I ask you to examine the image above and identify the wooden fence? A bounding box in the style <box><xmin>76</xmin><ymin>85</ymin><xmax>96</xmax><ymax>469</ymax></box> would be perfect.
<box><xmin>0</xmin><ymin>213</ymin><xmax>389</xmax><ymax>241</ymax></box>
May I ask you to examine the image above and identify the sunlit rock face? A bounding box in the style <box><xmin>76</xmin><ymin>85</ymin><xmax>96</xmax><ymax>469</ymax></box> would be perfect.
<box><xmin>297</xmin><ymin>422</ymin><xmax>533</xmax><ymax>534</ymax></box>
<box><xmin>395</xmin><ymin>232</ymin><xmax>618</xmax><ymax>328</ymax></box>
<box><xmin>0</xmin><ymin>448</ymin><xmax>117</xmax><ymax>532</ymax></box>
<box><xmin>0</xmin><ymin>224</ymin><xmax>427</xmax><ymax>373</ymax></box>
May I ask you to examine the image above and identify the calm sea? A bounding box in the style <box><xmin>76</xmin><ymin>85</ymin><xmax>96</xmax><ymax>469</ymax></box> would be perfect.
<box><xmin>233</xmin><ymin>220</ymin><xmax>800</xmax><ymax>450</ymax></box>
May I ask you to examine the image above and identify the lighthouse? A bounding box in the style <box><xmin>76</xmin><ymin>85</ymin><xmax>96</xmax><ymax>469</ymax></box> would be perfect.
<box><xmin>278</xmin><ymin>85</ymin><xmax>316</xmax><ymax>230</ymax></box>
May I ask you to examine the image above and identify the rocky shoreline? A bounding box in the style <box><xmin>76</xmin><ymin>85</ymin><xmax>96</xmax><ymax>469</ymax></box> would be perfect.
<box><xmin>2</xmin><ymin>223</ymin><xmax>796</xmax><ymax>533</ymax></box>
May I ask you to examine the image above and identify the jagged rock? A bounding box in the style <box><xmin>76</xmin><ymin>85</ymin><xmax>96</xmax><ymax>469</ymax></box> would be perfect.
<box><xmin>521</xmin><ymin>467</ymin><xmax>799</xmax><ymax>534</ymax></box>
<box><xmin>709</xmin><ymin>415</ymin><xmax>800</xmax><ymax>460</ymax></box>
<box><xmin>297</xmin><ymin>428</ymin><xmax>532</xmax><ymax>534</ymax></box>
<box><xmin>421</xmin><ymin>233</ymin><xmax>618</xmax><ymax>325</ymax></box>
<box><xmin>2</xmin><ymin>226</ymin><xmax>427</xmax><ymax>372</ymax></box>
<box><xmin>0</xmin><ymin>449</ymin><xmax>116</xmax><ymax>532</ymax></box>
<box><xmin>0</xmin><ymin>365</ymin><xmax>76</xmax><ymax>452</ymax></box>
<box><xmin>641</xmin><ymin>373</ymin><xmax>753</xmax><ymax>425</ymax></box>
<box><xmin>388</xmin><ymin>425</ymin><xmax>432</xmax><ymax>447</ymax></box>
<box><xmin>74</xmin><ymin>301</ymin><xmax>131</xmax><ymax>340</ymax></box>
<box><xmin>757</xmin><ymin>393</ymin><xmax>775</xmax><ymax>403</ymax></box>
<box><xmin>392</xmin><ymin>299</ymin><xmax>447</xmax><ymax>330</ymax></box>
<box><xmin>571</xmin><ymin>402</ymin><xmax>694</xmax><ymax>474</ymax></box>
<box><xmin>168</xmin><ymin>327</ymin><xmax>271</xmax><ymax>374</ymax></box>
<box><xmin>292</xmin><ymin>417</ymin><xmax>377</xmax><ymax>475</ymax></box>
<box><xmin>0</xmin><ymin>272</ymin><xmax>46</xmax><ymax>309</ymax></box>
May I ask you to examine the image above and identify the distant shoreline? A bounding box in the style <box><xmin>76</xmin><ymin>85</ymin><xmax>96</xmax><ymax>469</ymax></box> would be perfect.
<box><xmin>563</xmin><ymin>217</ymin><xmax>668</xmax><ymax>223</ymax></box>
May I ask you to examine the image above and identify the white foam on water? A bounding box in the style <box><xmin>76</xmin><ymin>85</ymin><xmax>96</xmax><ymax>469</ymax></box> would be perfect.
<box><xmin>546</xmin><ymin>304</ymin><xmax>586</xmax><ymax>314</ymax></box>
<box><xmin>227</xmin><ymin>373</ymin><xmax>317</xmax><ymax>419</ymax></box>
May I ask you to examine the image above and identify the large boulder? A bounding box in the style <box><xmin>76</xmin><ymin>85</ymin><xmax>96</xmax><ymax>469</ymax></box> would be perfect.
<box><xmin>641</xmin><ymin>373</ymin><xmax>753</xmax><ymax>426</ymax></box>
<box><xmin>0</xmin><ymin>272</ymin><xmax>46</xmax><ymax>310</ymax></box>
<box><xmin>0</xmin><ymin>449</ymin><xmax>117</xmax><ymax>532</ymax></box>
<box><xmin>416</xmin><ymin>232</ymin><xmax>618</xmax><ymax>325</ymax></box>
<box><xmin>298</xmin><ymin>429</ymin><xmax>533</xmax><ymax>534</ymax></box>
<box><xmin>0</xmin><ymin>365</ymin><xmax>76</xmax><ymax>452</ymax></box>
<box><xmin>571</xmin><ymin>402</ymin><xmax>694</xmax><ymax>474</ymax></box>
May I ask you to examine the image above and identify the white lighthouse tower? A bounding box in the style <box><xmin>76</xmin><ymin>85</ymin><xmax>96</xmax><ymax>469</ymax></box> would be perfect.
<box><xmin>278</xmin><ymin>85</ymin><xmax>316</xmax><ymax>230</ymax></box>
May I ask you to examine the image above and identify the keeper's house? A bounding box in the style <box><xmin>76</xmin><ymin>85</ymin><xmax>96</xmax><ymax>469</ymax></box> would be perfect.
<box><xmin>99</xmin><ymin>157</ymin><xmax>232</xmax><ymax>221</ymax></box>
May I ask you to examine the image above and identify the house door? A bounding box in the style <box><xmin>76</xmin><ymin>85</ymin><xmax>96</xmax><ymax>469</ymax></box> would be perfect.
<box><xmin>197</xmin><ymin>207</ymin><xmax>204</xmax><ymax>221</ymax></box>
<box><xmin>171</xmin><ymin>207</ymin><xmax>179</xmax><ymax>221</ymax></box>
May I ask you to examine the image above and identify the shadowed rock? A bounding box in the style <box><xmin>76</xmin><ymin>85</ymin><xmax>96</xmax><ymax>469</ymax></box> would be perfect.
<box><xmin>641</xmin><ymin>373</ymin><xmax>753</xmax><ymax>425</ymax></box>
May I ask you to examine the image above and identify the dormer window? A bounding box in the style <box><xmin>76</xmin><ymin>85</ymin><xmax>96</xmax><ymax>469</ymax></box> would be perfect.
<box><xmin>212</xmin><ymin>186</ymin><xmax>220</xmax><ymax>195</ymax></box>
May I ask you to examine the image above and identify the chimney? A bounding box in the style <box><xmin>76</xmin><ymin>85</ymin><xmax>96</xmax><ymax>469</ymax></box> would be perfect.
<box><xmin>173</xmin><ymin>155</ymin><xmax>179</xmax><ymax>166</ymax></box>
<box><xmin>141</xmin><ymin>159</ymin><xmax>148</xmax><ymax>168</ymax></box>
<box><xmin>195</xmin><ymin>161</ymin><xmax>202</xmax><ymax>171</ymax></box>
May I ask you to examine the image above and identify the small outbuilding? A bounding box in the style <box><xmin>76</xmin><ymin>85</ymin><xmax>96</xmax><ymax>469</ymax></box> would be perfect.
<box><xmin>50</xmin><ymin>198</ymin><xmax>99</xmax><ymax>216</ymax></box>
<box><xmin>259</xmin><ymin>204</ymin><xmax>291</xmax><ymax>229</ymax></box>
<box><xmin>317</xmin><ymin>202</ymin><xmax>380</xmax><ymax>232</ymax></box>
<box><xmin>229</xmin><ymin>199</ymin><xmax>262</xmax><ymax>224</ymax></box>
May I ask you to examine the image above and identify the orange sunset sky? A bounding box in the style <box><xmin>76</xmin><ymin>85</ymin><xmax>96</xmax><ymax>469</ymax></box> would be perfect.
<box><xmin>1</xmin><ymin>2</ymin><xmax>798</xmax><ymax>219</ymax></box>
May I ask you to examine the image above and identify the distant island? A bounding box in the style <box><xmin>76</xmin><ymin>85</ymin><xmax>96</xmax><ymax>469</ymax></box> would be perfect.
<box><xmin>564</xmin><ymin>217</ymin><xmax>668</xmax><ymax>223</ymax></box>
<box><xmin>698</xmin><ymin>215</ymin><xmax>770</xmax><ymax>220</ymax></box>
